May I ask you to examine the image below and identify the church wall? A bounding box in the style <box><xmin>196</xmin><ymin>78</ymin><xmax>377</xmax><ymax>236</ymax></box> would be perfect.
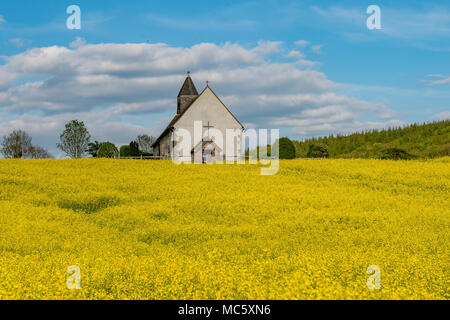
<box><xmin>159</xmin><ymin>133</ymin><xmax>172</xmax><ymax>159</ymax></box>
<box><xmin>173</xmin><ymin>87</ymin><xmax>243</xmax><ymax>161</ymax></box>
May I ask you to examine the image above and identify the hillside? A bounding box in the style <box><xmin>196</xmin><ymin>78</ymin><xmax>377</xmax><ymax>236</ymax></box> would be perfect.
<box><xmin>293</xmin><ymin>120</ymin><xmax>450</xmax><ymax>159</ymax></box>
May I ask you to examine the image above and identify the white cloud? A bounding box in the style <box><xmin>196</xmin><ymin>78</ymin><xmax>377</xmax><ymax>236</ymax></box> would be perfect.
<box><xmin>8</xmin><ymin>38</ymin><xmax>26</xmax><ymax>48</ymax></box>
<box><xmin>431</xmin><ymin>111</ymin><xmax>450</xmax><ymax>121</ymax></box>
<box><xmin>70</xmin><ymin>37</ymin><xmax>87</xmax><ymax>49</ymax></box>
<box><xmin>294</xmin><ymin>40</ymin><xmax>309</xmax><ymax>47</ymax></box>
<box><xmin>0</xmin><ymin>40</ymin><xmax>399</xmax><ymax>156</ymax></box>
<box><xmin>422</xmin><ymin>74</ymin><xmax>450</xmax><ymax>85</ymax></box>
<box><xmin>285</xmin><ymin>49</ymin><xmax>305</xmax><ymax>59</ymax></box>
<box><xmin>0</xmin><ymin>14</ymin><xmax>5</xmax><ymax>24</ymax></box>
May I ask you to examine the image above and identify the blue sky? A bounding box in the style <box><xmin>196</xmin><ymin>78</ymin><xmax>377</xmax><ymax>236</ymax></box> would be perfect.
<box><xmin>0</xmin><ymin>0</ymin><xmax>449</xmax><ymax>157</ymax></box>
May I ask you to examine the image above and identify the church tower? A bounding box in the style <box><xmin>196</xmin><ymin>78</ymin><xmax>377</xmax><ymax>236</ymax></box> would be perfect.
<box><xmin>177</xmin><ymin>74</ymin><xmax>199</xmax><ymax>114</ymax></box>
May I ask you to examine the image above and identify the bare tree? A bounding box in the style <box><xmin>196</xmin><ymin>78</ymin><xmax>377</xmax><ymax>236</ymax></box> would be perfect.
<box><xmin>26</xmin><ymin>145</ymin><xmax>53</xmax><ymax>159</ymax></box>
<box><xmin>1</xmin><ymin>130</ymin><xmax>32</xmax><ymax>158</ymax></box>
<box><xmin>57</xmin><ymin>120</ymin><xmax>91</xmax><ymax>158</ymax></box>
<box><xmin>136</xmin><ymin>134</ymin><xmax>155</xmax><ymax>154</ymax></box>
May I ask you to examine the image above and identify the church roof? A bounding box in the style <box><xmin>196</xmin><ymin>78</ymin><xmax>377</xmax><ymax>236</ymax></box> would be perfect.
<box><xmin>152</xmin><ymin>84</ymin><xmax>243</xmax><ymax>148</ymax></box>
<box><xmin>177</xmin><ymin>76</ymin><xmax>198</xmax><ymax>97</ymax></box>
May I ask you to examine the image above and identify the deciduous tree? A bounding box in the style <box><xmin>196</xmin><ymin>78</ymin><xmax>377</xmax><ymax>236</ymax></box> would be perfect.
<box><xmin>57</xmin><ymin>120</ymin><xmax>91</xmax><ymax>158</ymax></box>
<box><xmin>1</xmin><ymin>130</ymin><xmax>32</xmax><ymax>158</ymax></box>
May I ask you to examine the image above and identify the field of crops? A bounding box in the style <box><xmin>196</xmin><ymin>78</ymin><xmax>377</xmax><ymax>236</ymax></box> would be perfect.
<box><xmin>0</xmin><ymin>158</ymin><xmax>448</xmax><ymax>299</ymax></box>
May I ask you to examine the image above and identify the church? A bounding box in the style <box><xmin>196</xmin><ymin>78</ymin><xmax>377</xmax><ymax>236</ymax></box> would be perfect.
<box><xmin>152</xmin><ymin>75</ymin><xmax>244</xmax><ymax>163</ymax></box>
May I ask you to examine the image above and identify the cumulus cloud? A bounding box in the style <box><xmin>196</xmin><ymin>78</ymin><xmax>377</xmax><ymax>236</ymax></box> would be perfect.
<box><xmin>285</xmin><ymin>49</ymin><xmax>305</xmax><ymax>60</ymax></box>
<box><xmin>69</xmin><ymin>37</ymin><xmax>87</xmax><ymax>49</ymax></box>
<box><xmin>0</xmin><ymin>40</ymin><xmax>399</xmax><ymax>157</ymax></box>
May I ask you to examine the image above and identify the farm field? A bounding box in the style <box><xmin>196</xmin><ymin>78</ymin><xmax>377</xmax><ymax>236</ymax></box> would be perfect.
<box><xmin>0</xmin><ymin>158</ymin><xmax>448</xmax><ymax>299</ymax></box>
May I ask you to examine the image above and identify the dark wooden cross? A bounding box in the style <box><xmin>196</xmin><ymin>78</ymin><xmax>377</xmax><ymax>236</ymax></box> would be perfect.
<box><xmin>203</xmin><ymin>121</ymin><xmax>214</xmax><ymax>136</ymax></box>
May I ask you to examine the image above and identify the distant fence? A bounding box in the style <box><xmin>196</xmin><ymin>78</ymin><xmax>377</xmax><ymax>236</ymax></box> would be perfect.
<box><xmin>116</xmin><ymin>156</ymin><xmax>163</xmax><ymax>160</ymax></box>
<box><xmin>115</xmin><ymin>156</ymin><xmax>328</xmax><ymax>161</ymax></box>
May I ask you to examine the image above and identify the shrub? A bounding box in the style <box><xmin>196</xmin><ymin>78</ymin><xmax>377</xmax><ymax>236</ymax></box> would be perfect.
<box><xmin>120</xmin><ymin>145</ymin><xmax>131</xmax><ymax>157</ymax></box>
<box><xmin>307</xmin><ymin>144</ymin><xmax>330</xmax><ymax>158</ymax></box>
<box><xmin>97</xmin><ymin>142</ymin><xmax>118</xmax><ymax>158</ymax></box>
<box><xmin>87</xmin><ymin>141</ymin><xmax>104</xmax><ymax>158</ymax></box>
<box><xmin>274</xmin><ymin>137</ymin><xmax>296</xmax><ymax>159</ymax></box>
<box><xmin>380</xmin><ymin>147</ymin><xmax>414</xmax><ymax>160</ymax></box>
<box><xmin>129</xmin><ymin>141</ymin><xmax>140</xmax><ymax>157</ymax></box>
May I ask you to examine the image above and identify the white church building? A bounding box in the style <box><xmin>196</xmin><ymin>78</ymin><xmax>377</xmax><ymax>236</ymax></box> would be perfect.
<box><xmin>152</xmin><ymin>75</ymin><xmax>244</xmax><ymax>163</ymax></box>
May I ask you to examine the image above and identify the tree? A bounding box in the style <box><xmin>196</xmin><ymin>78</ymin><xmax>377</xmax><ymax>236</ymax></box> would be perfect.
<box><xmin>129</xmin><ymin>141</ymin><xmax>140</xmax><ymax>157</ymax></box>
<box><xmin>136</xmin><ymin>134</ymin><xmax>155</xmax><ymax>155</ymax></box>
<box><xmin>380</xmin><ymin>147</ymin><xmax>413</xmax><ymax>160</ymax></box>
<box><xmin>57</xmin><ymin>120</ymin><xmax>91</xmax><ymax>158</ymax></box>
<box><xmin>87</xmin><ymin>141</ymin><xmax>103</xmax><ymax>158</ymax></box>
<box><xmin>1</xmin><ymin>130</ymin><xmax>32</xmax><ymax>158</ymax></box>
<box><xmin>27</xmin><ymin>145</ymin><xmax>53</xmax><ymax>159</ymax></box>
<box><xmin>97</xmin><ymin>142</ymin><xmax>119</xmax><ymax>158</ymax></box>
<box><xmin>120</xmin><ymin>145</ymin><xmax>131</xmax><ymax>157</ymax></box>
<box><xmin>274</xmin><ymin>137</ymin><xmax>296</xmax><ymax>159</ymax></box>
<box><xmin>307</xmin><ymin>144</ymin><xmax>330</xmax><ymax>158</ymax></box>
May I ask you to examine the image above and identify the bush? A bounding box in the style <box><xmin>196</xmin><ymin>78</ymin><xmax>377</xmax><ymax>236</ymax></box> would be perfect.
<box><xmin>274</xmin><ymin>137</ymin><xmax>296</xmax><ymax>159</ymax></box>
<box><xmin>97</xmin><ymin>142</ymin><xmax>118</xmax><ymax>158</ymax></box>
<box><xmin>120</xmin><ymin>145</ymin><xmax>131</xmax><ymax>157</ymax></box>
<box><xmin>380</xmin><ymin>147</ymin><xmax>414</xmax><ymax>160</ymax></box>
<box><xmin>307</xmin><ymin>144</ymin><xmax>330</xmax><ymax>158</ymax></box>
<box><xmin>141</xmin><ymin>152</ymin><xmax>153</xmax><ymax>157</ymax></box>
<box><xmin>129</xmin><ymin>141</ymin><xmax>140</xmax><ymax>157</ymax></box>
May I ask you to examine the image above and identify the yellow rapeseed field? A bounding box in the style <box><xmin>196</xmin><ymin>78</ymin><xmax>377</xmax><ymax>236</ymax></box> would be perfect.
<box><xmin>0</xmin><ymin>158</ymin><xmax>448</xmax><ymax>300</ymax></box>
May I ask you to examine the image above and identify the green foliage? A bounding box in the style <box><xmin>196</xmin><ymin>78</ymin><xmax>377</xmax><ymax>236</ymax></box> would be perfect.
<box><xmin>97</xmin><ymin>142</ymin><xmax>118</xmax><ymax>158</ymax></box>
<box><xmin>87</xmin><ymin>141</ymin><xmax>104</xmax><ymax>158</ymax></box>
<box><xmin>120</xmin><ymin>145</ymin><xmax>131</xmax><ymax>157</ymax></box>
<box><xmin>57</xmin><ymin>196</ymin><xmax>120</xmax><ymax>214</ymax></box>
<box><xmin>380</xmin><ymin>147</ymin><xmax>414</xmax><ymax>160</ymax></box>
<box><xmin>307</xmin><ymin>144</ymin><xmax>330</xmax><ymax>158</ymax></box>
<box><xmin>293</xmin><ymin>120</ymin><xmax>450</xmax><ymax>159</ymax></box>
<box><xmin>57</xmin><ymin>120</ymin><xmax>91</xmax><ymax>158</ymax></box>
<box><xmin>275</xmin><ymin>137</ymin><xmax>296</xmax><ymax>159</ymax></box>
<box><xmin>129</xmin><ymin>141</ymin><xmax>140</xmax><ymax>157</ymax></box>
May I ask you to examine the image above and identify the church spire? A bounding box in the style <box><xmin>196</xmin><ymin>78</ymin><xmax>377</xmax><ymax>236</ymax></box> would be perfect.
<box><xmin>177</xmin><ymin>73</ymin><xmax>199</xmax><ymax>114</ymax></box>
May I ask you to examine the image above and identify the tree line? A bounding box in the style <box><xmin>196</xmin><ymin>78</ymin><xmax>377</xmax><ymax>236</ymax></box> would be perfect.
<box><xmin>1</xmin><ymin>120</ymin><xmax>156</xmax><ymax>159</ymax></box>
<box><xmin>3</xmin><ymin>119</ymin><xmax>448</xmax><ymax>160</ymax></box>
<box><xmin>292</xmin><ymin>120</ymin><xmax>450</xmax><ymax>159</ymax></box>
<box><xmin>245</xmin><ymin>120</ymin><xmax>449</xmax><ymax>160</ymax></box>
